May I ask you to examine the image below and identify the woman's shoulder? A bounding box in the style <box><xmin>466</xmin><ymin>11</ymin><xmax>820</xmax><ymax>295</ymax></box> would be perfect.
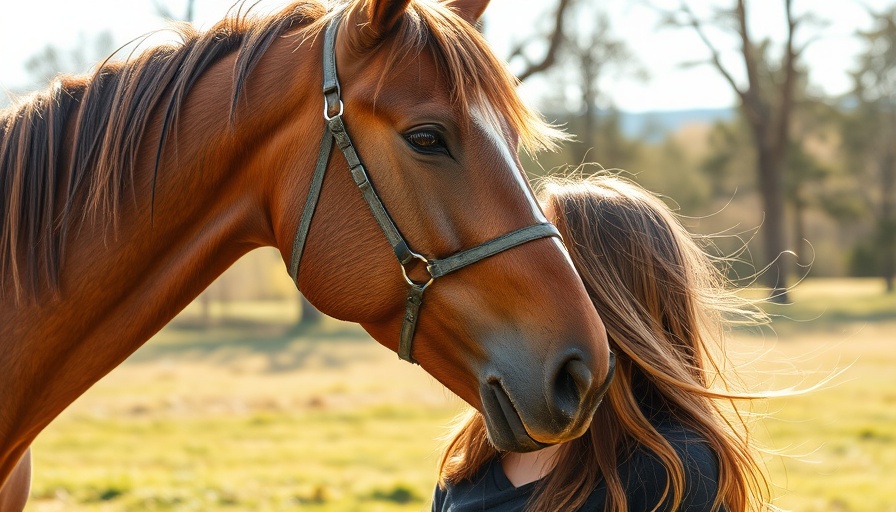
<box><xmin>657</xmin><ymin>421</ymin><xmax>720</xmax><ymax>466</ymax></box>
<box><xmin>608</xmin><ymin>422</ymin><xmax>721</xmax><ymax>511</ymax></box>
<box><xmin>432</xmin><ymin>457</ymin><xmax>534</xmax><ymax>512</ymax></box>
<box><xmin>433</xmin><ymin>423</ymin><xmax>722</xmax><ymax>512</ymax></box>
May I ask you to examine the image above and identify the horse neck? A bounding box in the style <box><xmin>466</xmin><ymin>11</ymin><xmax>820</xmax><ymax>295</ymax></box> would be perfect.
<box><xmin>0</xmin><ymin>31</ymin><xmax>319</xmax><ymax>478</ymax></box>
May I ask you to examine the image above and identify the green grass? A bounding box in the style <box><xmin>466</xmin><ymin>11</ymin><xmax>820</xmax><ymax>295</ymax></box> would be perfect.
<box><xmin>26</xmin><ymin>315</ymin><xmax>460</xmax><ymax>512</ymax></box>
<box><xmin>30</xmin><ymin>407</ymin><xmax>451</xmax><ymax>511</ymax></box>
<box><xmin>748</xmin><ymin>331</ymin><xmax>896</xmax><ymax>512</ymax></box>
<box><xmin>763</xmin><ymin>278</ymin><xmax>896</xmax><ymax>328</ymax></box>
<box><xmin>24</xmin><ymin>279</ymin><xmax>896</xmax><ymax>511</ymax></box>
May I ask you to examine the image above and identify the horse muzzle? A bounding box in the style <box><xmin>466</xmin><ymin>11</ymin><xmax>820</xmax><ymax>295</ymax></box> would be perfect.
<box><xmin>480</xmin><ymin>351</ymin><xmax>616</xmax><ymax>452</ymax></box>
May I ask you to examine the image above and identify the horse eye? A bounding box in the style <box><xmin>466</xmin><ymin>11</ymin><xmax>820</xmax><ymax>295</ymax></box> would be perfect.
<box><xmin>405</xmin><ymin>130</ymin><xmax>449</xmax><ymax>155</ymax></box>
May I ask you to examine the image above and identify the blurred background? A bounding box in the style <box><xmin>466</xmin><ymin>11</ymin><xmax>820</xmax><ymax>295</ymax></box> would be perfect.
<box><xmin>3</xmin><ymin>0</ymin><xmax>895</xmax><ymax>510</ymax></box>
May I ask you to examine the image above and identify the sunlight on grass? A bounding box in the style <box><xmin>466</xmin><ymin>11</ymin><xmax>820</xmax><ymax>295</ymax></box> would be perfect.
<box><xmin>730</xmin><ymin>330</ymin><xmax>896</xmax><ymax>512</ymax></box>
<box><xmin>31</xmin><ymin>408</ymin><xmax>453</xmax><ymax>511</ymax></box>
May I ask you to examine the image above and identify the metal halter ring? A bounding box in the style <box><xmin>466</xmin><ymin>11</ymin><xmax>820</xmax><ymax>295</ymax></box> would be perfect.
<box><xmin>323</xmin><ymin>96</ymin><xmax>344</xmax><ymax>120</ymax></box>
<box><xmin>401</xmin><ymin>252</ymin><xmax>435</xmax><ymax>290</ymax></box>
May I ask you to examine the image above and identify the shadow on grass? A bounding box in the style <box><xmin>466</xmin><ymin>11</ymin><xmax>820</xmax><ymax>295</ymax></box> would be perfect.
<box><xmin>734</xmin><ymin>298</ymin><xmax>896</xmax><ymax>338</ymax></box>
<box><xmin>770</xmin><ymin>308</ymin><xmax>896</xmax><ymax>325</ymax></box>
<box><xmin>130</xmin><ymin>317</ymin><xmax>374</xmax><ymax>373</ymax></box>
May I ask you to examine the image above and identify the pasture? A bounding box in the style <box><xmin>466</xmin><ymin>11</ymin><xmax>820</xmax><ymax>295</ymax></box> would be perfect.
<box><xmin>23</xmin><ymin>279</ymin><xmax>896</xmax><ymax>511</ymax></box>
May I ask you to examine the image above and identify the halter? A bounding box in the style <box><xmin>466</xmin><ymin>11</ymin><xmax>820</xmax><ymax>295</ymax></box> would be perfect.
<box><xmin>289</xmin><ymin>14</ymin><xmax>561</xmax><ymax>364</ymax></box>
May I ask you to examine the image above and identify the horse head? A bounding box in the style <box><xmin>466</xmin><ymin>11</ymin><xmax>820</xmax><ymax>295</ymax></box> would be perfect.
<box><xmin>274</xmin><ymin>0</ymin><xmax>614</xmax><ymax>451</ymax></box>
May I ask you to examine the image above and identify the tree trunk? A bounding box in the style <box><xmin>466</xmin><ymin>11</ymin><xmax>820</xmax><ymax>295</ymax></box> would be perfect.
<box><xmin>298</xmin><ymin>294</ymin><xmax>323</xmax><ymax>327</ymax></box>
<box><xmin>881</xmin><ymin>152</ymin><xmax>895</xmax><ymax>293</ymax></box>
<box><xmin>577</xmin><ymin>97</ymin><xmax>596</xmax><ymax>165</ymax></box>
<box><xmin>576</xmin><ymin>50</ymin><xmax>597</xmax><ymax>165</ymax></box>
<box><xmin>793</xmin><ymin>196</ymin><xmax>806</xmax><ymax>269</ymax></box>
<box><xmin>883</xmin><ymin>235</ymin><xmax>894</xmax><ymax>293</ymax></box>
<box><xmin>199</xmin><ymin>292</ymin><xmax>211</xmax><ymax>326</ymax></box>
<box><xmin>757</xmin><ymin>146</ymin><xmax>790</xmax><ymax>303</ymax></box>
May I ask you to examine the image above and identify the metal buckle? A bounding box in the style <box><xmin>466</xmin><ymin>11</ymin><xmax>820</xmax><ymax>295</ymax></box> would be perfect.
<box><xmin>401</xmin><ymin>251</ymin><xmax>435</xmax><ymax>291</ymax></box>
<box><xmin>323</xmin><ymin>96</ymin><xmax>344</xmax><ymax>120</ymax></box>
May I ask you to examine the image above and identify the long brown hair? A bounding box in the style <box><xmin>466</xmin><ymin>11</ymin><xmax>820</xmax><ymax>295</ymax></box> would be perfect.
<box><xmin>438</xmin><ymin>174</ymin><xmax>773</xmax><ymax>511</ymax></box>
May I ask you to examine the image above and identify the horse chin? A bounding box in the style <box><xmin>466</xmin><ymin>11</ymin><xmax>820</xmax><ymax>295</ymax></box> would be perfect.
<box><xmin>480</xmin><ymin>382</ymin><xmax>553</xmax><ymax>453</ymax></box>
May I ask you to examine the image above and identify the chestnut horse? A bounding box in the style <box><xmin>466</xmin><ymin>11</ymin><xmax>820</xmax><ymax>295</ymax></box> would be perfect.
<box><xmin>0</xmin><ymin>0</ymin><xmax>613</xmax><ymax>508</ymax></box>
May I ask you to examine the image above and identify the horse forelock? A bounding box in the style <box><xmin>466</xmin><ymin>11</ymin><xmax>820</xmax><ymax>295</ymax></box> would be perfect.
<box><xmin>379</xmin><ymin>1</ymin><xmax>563</xmax><ymax>155</ymax></box>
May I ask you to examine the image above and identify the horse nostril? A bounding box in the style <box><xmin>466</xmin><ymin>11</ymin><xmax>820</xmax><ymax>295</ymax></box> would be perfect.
<box><xmin>552</xmin><ymin>356</ymin><xmax>593</xmax><ymax>417</ymax></box>
<box><xmin>565</xmin><ymin>358</ymin><xmax>594</xmax><ymax>397</ymax></box>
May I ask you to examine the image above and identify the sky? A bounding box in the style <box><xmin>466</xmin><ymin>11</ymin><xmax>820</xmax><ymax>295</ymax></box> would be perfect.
<box><xmin>0</xmin><ymin>0</ymin><xmax>892</xmax><ymax>112</ymax></box>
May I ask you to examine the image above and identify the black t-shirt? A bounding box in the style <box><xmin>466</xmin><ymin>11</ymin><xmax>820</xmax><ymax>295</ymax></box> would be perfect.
<box><xmin>431</xmin><ymin>421</ymin><xmax>722</xmax><ymax>512</ymax></box>
<box><xmin>432</xmin><ymin>370</ymin><xmax>724</xmax><ymax>512</ymax></box>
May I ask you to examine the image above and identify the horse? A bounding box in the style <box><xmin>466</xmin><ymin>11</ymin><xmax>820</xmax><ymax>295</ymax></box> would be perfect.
<box><xmin>0</xmin><ymin>0</ymin><xmax>614</xmax><ymax>508</ymax></box>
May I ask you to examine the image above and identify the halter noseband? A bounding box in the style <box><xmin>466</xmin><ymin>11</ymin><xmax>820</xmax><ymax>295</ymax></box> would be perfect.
<box><xmin>289</xmin><ymin>13</ymin><xmax>561</xmax><ymax>364</ymax></box>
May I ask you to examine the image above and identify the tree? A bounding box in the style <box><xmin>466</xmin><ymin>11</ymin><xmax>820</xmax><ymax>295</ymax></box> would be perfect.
<box><xmin>782</xmin><ymin>88</ymin><xmax>854</xmax><ymax>271</ymax></box>
<box><xmin>505</xmin><ymin>0</ymin><xmax>579</xmax><ymax>82</ymax></box>
<box><xmin>505</xmin><ymin>2</ymin><xmax>644</xmax><ymax>176</ymax></box>
<box><xmin>703</xmin><ymin>65</ymin><xmax>846</xmax><ymax>272</ymax></box>
<box><xmin>23</xmin><ymin>32</ymin><xmax>116</xmax><ymax>89</ymax></box>
<box><xmin>701</xmin><ymin>117</ymin><xmax>755</xmax><ymax>198</ymax></box>
<box><xmin>784</xmin><ymin>141</ymin><xmax>832</xmax><ymax>267</ymax></box>
<box><xmin>842</xmin><ymin>7</ymin><xmax>896</xmax><ymax>292</ymax></box>
<box><xmin>554</xmin><ymin>7</ymin><xmax>645</xmax><ymax>165</ymax></box>
<box><xmin>153</xmin><ymin>0</ymin><xmax>195</xmax><ymax>22</ymax></box>
<box><xmin>659</xmin><ymin>0</ymin><xmax>818</xmax><ymax>302</ymax></box>
<box><xmin>298</xmin><ymin>294</ymin><xmax>323</xmax><ymax>327</ymax></box>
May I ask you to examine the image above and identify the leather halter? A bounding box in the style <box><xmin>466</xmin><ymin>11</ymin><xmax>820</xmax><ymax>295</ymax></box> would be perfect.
<box><xmin>289</xmin><ymin>14</ymin><xmax>562</xmax><ymax>364</ymax></box>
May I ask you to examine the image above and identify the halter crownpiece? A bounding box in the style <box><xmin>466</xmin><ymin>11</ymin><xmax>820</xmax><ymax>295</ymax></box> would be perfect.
<box><xmin>289</xmin><ymin>12</ymin><xmax>562</xmax><ymax>364</ymax></box>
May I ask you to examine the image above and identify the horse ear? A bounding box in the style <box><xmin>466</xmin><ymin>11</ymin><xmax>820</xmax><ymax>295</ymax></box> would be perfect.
<box><xmin>343</xmin><ymin>0</ymin><xmax>413</xmax><ymax>51</ymax></box>
<box><xmin>446</xmin><ymin>0</ymin><xmax>491</xmax><ymax>25</ymax></box>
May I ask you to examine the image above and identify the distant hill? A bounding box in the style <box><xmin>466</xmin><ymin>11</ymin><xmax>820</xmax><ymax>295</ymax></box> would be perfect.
<box><xmin>541</xmin><ymin>107</ymin><xmax>736</xmax><ymax>142</ymax></box>
<box><xmin>614</xmin><ymin>108</ymin><xmax>735</xmax><ymax>141</ymax></box>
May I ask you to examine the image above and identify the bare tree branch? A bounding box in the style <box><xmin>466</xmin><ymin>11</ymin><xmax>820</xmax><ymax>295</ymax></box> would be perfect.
<box><xmin>154</xmin><ymin>0</ymin><xmax>195</xmax><ymax>22</ymax></box>
<box><xmin>510</xmin><ymin>0</ymin><xmax>576</xmax><ymax>82</ymax></box>
<box><xmin>734</xmin><ymin>0</ymin><xmax>767</xmax><ymax>130</ymax></box>
<box><xmin>153</xmin><ymin>0</ymin><xmax>175</xmax><ymax>20</ymax></box>
<box><xmin>772</xmin><ymin>0</ymin><xmax>798</xmax><ymax>159</ymax></box>
<box><xmin>185</xmin><ymin>0</ymin><xmax>194</xmax><ymax>23</ymax></box>
<box><xmin>676</xmin><ymin>1</ymin><xmax>748</xmax><ymax>106</ymax></box>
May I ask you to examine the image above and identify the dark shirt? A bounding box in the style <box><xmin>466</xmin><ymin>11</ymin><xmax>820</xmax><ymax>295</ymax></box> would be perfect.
<box><xmin>433</xmin><ymin>370</ymin><xmax>723</xmax><ymax>512</ymax></box>
<box><xmin>431</xmin><ymin>421</ymin><xmax>721</xmax><ymax>511</ymax></box>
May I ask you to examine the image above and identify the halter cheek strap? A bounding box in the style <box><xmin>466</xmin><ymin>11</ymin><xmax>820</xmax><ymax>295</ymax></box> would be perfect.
<box><xmin>289</xmin><ymin>13</ymin><xmax>561</xmax><ymax>364</ymax></box>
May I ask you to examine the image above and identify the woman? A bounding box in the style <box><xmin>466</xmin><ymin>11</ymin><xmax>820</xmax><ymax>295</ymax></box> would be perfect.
<box><xmin>433</xmin><ymin>175</ymin><xmax>772</xmax><ymax>511</ymax></box>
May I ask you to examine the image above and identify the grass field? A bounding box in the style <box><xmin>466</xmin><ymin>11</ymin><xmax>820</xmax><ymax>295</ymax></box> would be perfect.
<box><xmin>22</xmin><ymin>279</ymin><xmax>896</xmax><ymax>511</ymax></box>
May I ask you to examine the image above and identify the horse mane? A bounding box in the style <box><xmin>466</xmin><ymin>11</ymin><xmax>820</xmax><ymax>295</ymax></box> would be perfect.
<box><xmin>0</xmin><ymin>0</ymin><xmax>557</xmax><ymax>299</ymax></box>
